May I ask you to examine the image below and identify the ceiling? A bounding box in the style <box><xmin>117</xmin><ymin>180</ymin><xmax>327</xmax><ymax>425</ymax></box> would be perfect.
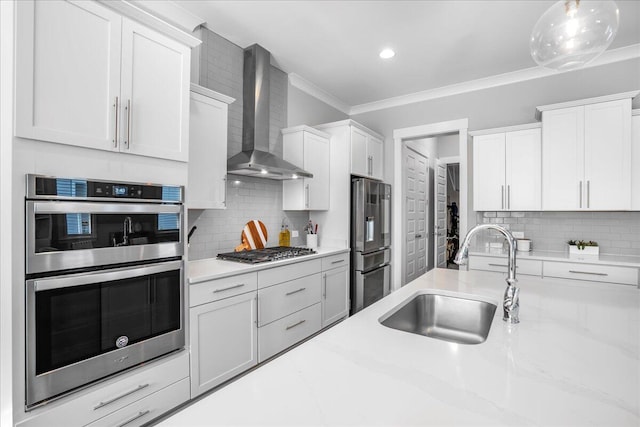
<box><xmin>177</xmin><ymin>1</ymin><xmax>640</xmax><ymax>110</ymax></box>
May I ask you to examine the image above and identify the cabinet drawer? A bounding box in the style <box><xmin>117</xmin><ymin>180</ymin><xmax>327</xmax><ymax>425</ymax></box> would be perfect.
<box><xmin>190</xmin><ymin>272</ymin><xmax>258</xmax><ymax>307</ymax></box>
<box><xmin>17</xmin><ymin>352</ymin><xmax>189</xmax><ymax>427</ymax></box>
<box><xmin>544</xmin><ymin>262</ymin><xmax>638</xmax><ymax>286</ymax></box>
<box><xmin>85</xmin><ymin>377</ymin><xmax>190</xmax><ymax>427</ymax></box>
<box><xmin>258</xmin><ymin>273</ymin><xmax>322</xmax><ymax>326</ymax></box>
<box><xmin>258</xmin><ymin>303</ymin><xmax>322</xmax><ymax>363</ymax></box>
<box><xmin>321</xmin><ymin>252</ymin><xmax>349</xmax><ymax>270</ymax></box>
<box><xmin>468</xmin><ymin>256</ymin><xmax>542</xmax><ymax>276</ymax></box>
<box><xmin>258</xmin><ymin>259</ymin><xmax>321</xmax><ymax>289</ymax></box>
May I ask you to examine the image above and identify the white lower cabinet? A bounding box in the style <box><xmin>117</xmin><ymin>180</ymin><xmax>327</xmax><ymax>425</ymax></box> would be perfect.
<box><xmin>544</xmin><ymin>262</ymin><xmax>638</xmax><ymax>286</ymax></box>
<box><xmin>321</xmin><ymin>253</ymin><xmax>349</xmax><ymax>327</ymax></box>
<box><xmin>16</xmin><ymin>352</ymin><xmax>189</xmax><ymax>427</ymax></box>
<box><xmin>85</xmin><ymin>378</ymin><xmax>190</xmax><ymax>427</ymax></box>
<box><xmin>468</xmin><ymin>256</ymin><xmax>543</xmax><ymax>277</ymax></box>
<box><xmin>258</xmin><ymin>303</ymin><xmax>322</xmax><ymax>363</ymax></box>
<box><xmin>189</xmin><ymin>291</ymin><xmax>258</xmax><ymax>398</ymax></box>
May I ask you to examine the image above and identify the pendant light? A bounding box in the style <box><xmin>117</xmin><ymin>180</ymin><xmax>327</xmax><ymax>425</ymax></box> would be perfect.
<box><xmin>530</xmin><ymin>0</ymin><xmax>619</xmax><ymax>70</ymax></box>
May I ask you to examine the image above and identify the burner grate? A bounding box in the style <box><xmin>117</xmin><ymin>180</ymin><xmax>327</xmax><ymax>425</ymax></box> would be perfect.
<box><xmin>217</xmin><ymin>246</ymin><xmax>316</xmax><ymax>264</ymax></box>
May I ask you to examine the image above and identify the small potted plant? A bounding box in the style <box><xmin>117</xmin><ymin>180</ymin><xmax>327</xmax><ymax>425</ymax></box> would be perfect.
<box><xmin>567</xmin><ymin>240</ymin><xmax>599</xmax><ymax>257</ymax></box>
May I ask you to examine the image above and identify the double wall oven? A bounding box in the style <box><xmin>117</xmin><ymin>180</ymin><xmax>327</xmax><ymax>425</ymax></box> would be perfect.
<box><xmin>25</xmin><ymin>175</ymin><xmax>185</xmax><ymax>408</ymax></box>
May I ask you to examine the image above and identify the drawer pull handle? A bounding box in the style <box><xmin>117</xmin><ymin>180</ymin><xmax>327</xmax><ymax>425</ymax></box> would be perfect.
<box><xmin>488</xmin><ymin>263</ymin><xmax>518</xmax><ymax>269</ymax></box>
<box><xmin>286</xmin><ymin>319</ymin><xmax>306</xmax><ymax>330</ymax></box>
<box><xmin>213</xmin><ymin>283</ymin><xmax>245</xmax><ymax>293</ymax></box>
<box><xmin>117</xmin><ymin>410</ymin><xmax>151</xmax><ymax>427</ymax></box>
<box><xmin>331</xmin><ymin>259</ymin><xmax>345</xmax><ymax>264</ymax></box>
<box><xmin>285</xmin><ymin>287</ymin><xmax>306</xmax><ymax>296</ymax></box>
<box><xmin>568</xmin><ymin>270</ymin><xmax>608</xmax><ymax>277</ymax></box>
<box><xmin>94</xmin><ymin>384</ymin><xmax>149</xmax><ymax>410</ymax></box>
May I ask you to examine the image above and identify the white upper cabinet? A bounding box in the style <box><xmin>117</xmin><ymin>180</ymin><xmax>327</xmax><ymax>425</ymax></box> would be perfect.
<box><xmin>350</xmin><ymin>127</ymin><xmax>383</xmax><ymax>180</ymax></box>
<box><xmin>473</xmin><ymin>126</ymin><xmax>541</xmax><ymax>211</ymax></box>
<box><xmin>282</xmin><ymin>126</ymin><xmax>330</xmax><ymax>211</ymax></box>
<box><xmin>15</xmin><ymin>0</ymin><xmax>195</xmax><ymax>162</ymax></box>
<box><xmin>187</xmin><ymin>85</ymin><xmax>234</xmax><ymax>209</ymax></box>
<box><xmin>632</xmin><ymin>112</ymin><xmax>640</xmax><ymax>210</ymax></box>
<box><xmin>541</xmin><ymin>98</ymin><xmax>632</xmax><ymax>210</ymax></box>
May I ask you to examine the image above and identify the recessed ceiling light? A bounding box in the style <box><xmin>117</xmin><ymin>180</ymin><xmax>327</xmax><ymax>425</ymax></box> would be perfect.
<box><xmin>379</xmin><ymin>48</ymin><xmax>395</xmax><ymax>59</ymax></box>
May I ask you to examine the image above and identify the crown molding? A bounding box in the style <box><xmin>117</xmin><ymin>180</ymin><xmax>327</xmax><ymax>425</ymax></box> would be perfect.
<box><xmin>347</xmin><ymin>43</ymin><xmax>640</xmax><ymax>116</ymax></box>
<box><xmin>127</xmin><ymin>0</ymin><xmax>206</xmax><ymax>33</ymax></box>
<box><xmin>288</xmin><ymin>73</ymin><xmax>351</xmax><ymax>115</ymax></box>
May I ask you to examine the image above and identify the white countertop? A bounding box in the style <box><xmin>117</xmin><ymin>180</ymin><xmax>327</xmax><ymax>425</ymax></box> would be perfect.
<box><xmin>470</xmin><ymin>248</ymin><xmax>640</xmax><ymax>268</ymax></box>
<box><xmin>160</xmin><ymin>268</ymin><xmax>640</xmax><ymax>426</ymax></box>
<box><xmin>187</xmin><ymin>247</ymin><xmax>350</xmax><ymax>284</ymax></box>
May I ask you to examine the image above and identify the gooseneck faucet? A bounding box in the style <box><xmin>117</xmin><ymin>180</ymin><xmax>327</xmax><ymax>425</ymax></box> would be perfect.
<box><xmin>454</xmin><ymin>224</ymin><xmax>520</xmax><ymax>324</ymax></box>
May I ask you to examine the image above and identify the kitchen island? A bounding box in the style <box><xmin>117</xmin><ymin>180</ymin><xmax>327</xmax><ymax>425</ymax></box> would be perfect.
<box><xmin>159</xmin><ymin>268</ymin><xmax>639</xmax><ymax>426</ymax></box>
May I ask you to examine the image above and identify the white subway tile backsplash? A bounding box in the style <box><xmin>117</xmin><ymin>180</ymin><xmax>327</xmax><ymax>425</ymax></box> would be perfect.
<box><xmin>475</xmin><ymin>211</ymin><xmax>640</xmax><ymax>256</ymax></box>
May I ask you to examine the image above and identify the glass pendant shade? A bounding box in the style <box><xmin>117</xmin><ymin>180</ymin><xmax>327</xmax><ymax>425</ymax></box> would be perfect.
<box><xmin>530</xmin><ymin>0</ymin><xmax>619</xmax><ymax>70</ymax></box>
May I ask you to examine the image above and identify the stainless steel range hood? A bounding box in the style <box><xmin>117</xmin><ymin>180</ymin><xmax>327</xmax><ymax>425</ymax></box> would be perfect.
<box><xmin>227</xmin><ymin>44</ymin><xmax>312</xmax><ymax>180</ymax></box>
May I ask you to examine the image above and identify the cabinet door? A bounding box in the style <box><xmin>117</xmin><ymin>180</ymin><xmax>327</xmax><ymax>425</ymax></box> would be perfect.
<box><xmin>350</xmin><ymin>127</ymin><xmax>369</xmax><ymax>177</ymax></box>
<box><xmin>322</xmin><ymin>265</ymin><xmax>349</xmax><ymax>327</ymax></box>
<box><xmin>305</xmin><ymin>132</ymin><xmax>330</xmax><ymax>210</ymax></box>
<box><xmin>189</xmin><ymin>292</ymin><xmax>258</xmax><ymax>398</ymax></box>
<box><xmin>188</xmin><ymin>92</ymin><xmax>228</xmax><ymax>209</ymax></box>
<box><xmin>505</xmin><ymin>128</ymin><xmax>541</xmax><ymax>210</ymax></box>
<box><xmin>584</xmin><ymin>99</ymin><xmax>631</xmax><ymax>210</ymax></box>
<box><xmin>632</xmin><ymin>114</ymin><xmax>640</xmax><ymax>210</ymax></box>
<box><xmin>282</xmin><ymin>131</ymin><xmax>306</xmax><ymax>210</ymax></box>
<box><xmin>473</xmin><ymin>133</ymin><xmax>506</xmax><ymax>211</ymax></box>
<box><xmin>120</xmin><ymin>18</ymin><xmax>190</xmax><ymax>162</ymax></box>
<box><xmin>542</xmin><ymin>106</ymin><xmax>585</xmax><ymax>210</ymax></box>
<box><xmin>15</xmin><ymin>0</ymin><xmax>122</xmax><ymax>150</ymax></box>
<box><xmin>369</xmin><ymin>135</ymin><xmax>384</xmax><ymax>180</ymax></box>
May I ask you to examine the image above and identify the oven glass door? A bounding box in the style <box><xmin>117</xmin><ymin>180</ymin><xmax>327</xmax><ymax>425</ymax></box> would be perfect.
<box><xmin>26</xmin><ymin>260</ymin><xmax>184</xmax><ymax>407</ymax></box>
<box><xmin>26</xmin><ymin>201</ymin><xmax>183</xmax><ymax>274</ymax></box>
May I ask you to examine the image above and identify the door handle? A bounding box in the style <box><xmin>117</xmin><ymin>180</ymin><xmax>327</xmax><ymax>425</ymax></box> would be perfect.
<box><xmin>579</xmin><ymin>181</ymin><xmax>583</xmax><ymax>208</ymax></box>
<box><xmin>586</xmin><ymin>180</ymin><xmax>590</xmax><ymax>208</ymax></box>
<box><xmin>501</xmin><ymin>185</ymin><xmax>505</xmax><ymax>210</ymax></box>
<box><xmin>415</xmin><ymin>234</ymin><xmax>423</xmax><ymax>238</ymax></box>
<box><xmin>113</xmin><ymin>96</ymin><xmax>119</xmax><ymax>148</ymax></box>
<box><xmin>124</xmin><ymin>99</ymin><xmax>131</xmax><ymax>149</ymax></box>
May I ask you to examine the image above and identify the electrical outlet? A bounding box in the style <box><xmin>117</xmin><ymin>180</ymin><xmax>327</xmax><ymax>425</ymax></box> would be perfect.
<box><xmin>291</xmin><ymin>230</ymin><xmax>299</xmax><ymax>238</ymax></box>
<box><xmin>512</xmin><ymin>231</ymin><xmax>525</xmax><ymax>239</ymax></box>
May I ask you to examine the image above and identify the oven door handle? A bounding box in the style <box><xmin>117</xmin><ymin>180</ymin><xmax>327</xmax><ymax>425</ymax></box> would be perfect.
<box><xmin>30</xmin><ymin>260</ymin><xmax>182</xmax><ymax>292</ymax></box>
<box><xmin>31</xmin><ymin>201</ymin><xmax>181</xmax><ymax>215</ymax></box>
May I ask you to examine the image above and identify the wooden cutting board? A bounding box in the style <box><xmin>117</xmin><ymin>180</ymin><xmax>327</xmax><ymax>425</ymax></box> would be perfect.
<box><xmin>235</xmin><ymin>220</ymin><xmax>268</xmax><ymax>251</ymax></box>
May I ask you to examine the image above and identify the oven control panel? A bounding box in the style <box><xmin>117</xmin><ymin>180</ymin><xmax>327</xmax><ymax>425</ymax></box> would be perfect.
<box><xmin>27</xmin><ymin>175</ymin><xmax>183</xmax><ymax>203</ymax></box>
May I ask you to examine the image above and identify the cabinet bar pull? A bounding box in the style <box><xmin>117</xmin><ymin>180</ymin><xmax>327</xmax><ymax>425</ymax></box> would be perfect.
<box><xmin>213</xmin><ymin>283</ymin><xmax>245</xmax><ymax>293</ymax></box>
<box><xmin>125</xmin><ymin>99</ymin><xmax>131</xmax><ymax>149</ymax></box>
<box><xmin>501</xmin><ymin>185</ymin><xmax>505</xmax><ymax>210</ymax></box>
<box><xmin>323</xmin><ymin>274</ymin><xmax>327</xmax><ymax>298</ymax></box>
<box><xmin>223</xmin><ymin>176</ymin><xmax>227</xmax><ymax>206</ymax></box>
<box><xmin>94</xmin><ymin>384</ymin><xmax>149</xmax><ymax>410</ymax></box>
<box><xmin>507</xmin><ymin>185</ymin><xmax>511</xmax><ymax>210</ymax></box>
<box><xmin>305</xmin><ymin>184</ymin><xmax>310</xmax><ymax>208</ymax></box>
<box><xmin>331</xmin><ymin>259</ymin><xmax>345</xmax><ymax>264</ymax></box>
<box><xmin>286</xmin><ymin>319</ymin><xmax>306</xmax><ymax>330</ymax></box>
<box><xmin>568</xmin><ymin>270</ymin><xmax>608</xmax><ymax>276</ymax></box>
<box><xmin>116</xmin><ymin>410</ymin><xmax>151</xmax><ymax>427</ymax></box>
<box><xmin>586</xmin><ymin>180</ymin><xmax>590</xmax><ymax>208</ymax></box>
<box><xmin>488</xmin><ymin>263</ymin><xmax>518</xmax><ymax>269</ymax></box>
<box><xmin>113</xmin><ymin>96</ymin><xmax>119</xmax><ymax>148</ymax></box>
<box><xmin>285</xmin><ymin>287</ymin><xmax>306</xmax><ymax>296</ymax></box>
<box><xmin>579</xmin><ymin>181</ymin><xmax>583</xmax><ymax>208</ymax></box>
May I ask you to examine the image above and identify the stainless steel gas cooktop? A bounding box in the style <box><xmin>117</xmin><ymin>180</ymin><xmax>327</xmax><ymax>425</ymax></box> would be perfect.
<box><xmin>217</xmin><ymin>246</ymin><xmax>316</xmax><ymax>264</ymax></box>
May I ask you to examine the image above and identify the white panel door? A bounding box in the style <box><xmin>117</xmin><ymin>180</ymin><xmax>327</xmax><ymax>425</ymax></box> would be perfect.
<box><xmin>305</xmin><ymin>132</ymin><xmax>330</xmax><ymax>210</ymax></box>
<box><xmin>632</xmin><ymin>114</ymin><xmax>640</xmax><ymax>210</ymax></box>
<box><xmin>15</xmin><ymin>0</ymin><xmax>122</xmax><ymax>150</ymax></box>
<box><xmin>187</xmin><ymin>92</ymin><xmax>228</xmax><ymax>209</ymax></box>
<box><xmin>505</xmin><ymin>128</ymin><xmax>541</xmax><ymax>210</ymax></box>
<box><xmin>436</xmin><ymin>162</ymin><xmax>447</xmax><ymax>268</ymax></box>
<box><xmin>369</xmin><ymin>135</ymin><xmax>384</xmax><ymax>180</ymax></box>
<box><xmin>322</xmin><ymin>265</ymin><xmax>349</xmax><ymax>327</ymax></box>
<box><xmin>473</xmin><ymin>133</ymin><xmax>506</xmax><ymax>211</ymax></box>
<box><xmin>350</xmin><ymin>127</ymin><xmax>369</xmax><ymax>177</ymax></box>
<box><xmin>120</xmin><ymin>18</ymin><xmax>190</xmax><ymax>162</ymax></box>
<box><xmin>584</xmin><ymin>99</ymin><xmax>631</xmax><ymax>210</ymax></box>
<box><xmin>189</xmin><ymin>292</ymin><xmax>258</xmax><ymax>398</ymax></box>
<box><xmin>542</xmin><ymin>106</ymin><xmax>585</xmax><ymax>210</ymax></box>
<box><xmin>404</xmin><ymin>147</ymin><xmax>428</xmax><ymax>284</ymax></box>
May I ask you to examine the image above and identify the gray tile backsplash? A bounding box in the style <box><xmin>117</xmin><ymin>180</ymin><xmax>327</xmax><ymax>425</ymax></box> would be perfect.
<box><xmin>189</xmin><ymin>28</ymin><xmax>309</xmax><ymax>261</ymax></box>
<box><xmin>475</xmin><ymin>211</ymin><xmax>640</xmax><ymax>256</ymax></box>
<box><xmin>188</xmin><ymin>175</ymin><xmax>310</xmax><ymax>260</ymax></box>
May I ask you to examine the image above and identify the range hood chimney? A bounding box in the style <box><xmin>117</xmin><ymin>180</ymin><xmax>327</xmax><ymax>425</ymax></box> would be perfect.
<box><xmin>227</xmin><ymin>44</ymin><xmax>312</xmax><ymax>180</ymax></box>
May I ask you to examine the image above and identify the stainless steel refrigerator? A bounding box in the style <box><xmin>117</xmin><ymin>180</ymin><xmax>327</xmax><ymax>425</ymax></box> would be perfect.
<box><xmin>351</xmin><ymin>177</ymin><xmax>391</xmax><ymax>314</ymax></box>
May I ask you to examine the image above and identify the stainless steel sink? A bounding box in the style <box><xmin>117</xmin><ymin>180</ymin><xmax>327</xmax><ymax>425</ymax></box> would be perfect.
<box><xmin>379</xmin><ymin>292</ymin><xmax>497</xmax><ymax>345</ymax></box>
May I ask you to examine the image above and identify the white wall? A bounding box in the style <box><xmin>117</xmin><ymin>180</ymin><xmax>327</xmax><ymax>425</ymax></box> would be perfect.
<box><xmin>287</xmin><ymin>85</ymin><xmax>349</xmax><ymax>127</ymax></box>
